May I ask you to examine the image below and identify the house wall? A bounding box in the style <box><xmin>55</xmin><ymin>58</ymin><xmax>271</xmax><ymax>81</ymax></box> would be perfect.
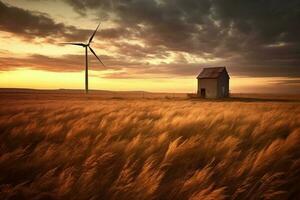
<box><xmin>217</xmin><ymin>71</ymin><xmax>230</xmax><ymax>98</ymax></box>
<box><xmin>197</xmin><ymin>79</ymin><xmax>218</xmax><ymax>98</ymax></box>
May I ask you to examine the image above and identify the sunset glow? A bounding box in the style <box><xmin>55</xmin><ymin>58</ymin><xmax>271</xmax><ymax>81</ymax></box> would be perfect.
<box><xmin>0</xmin><ymin>0</ymin><xmax>299</xmax><ymax>93</ymax></box>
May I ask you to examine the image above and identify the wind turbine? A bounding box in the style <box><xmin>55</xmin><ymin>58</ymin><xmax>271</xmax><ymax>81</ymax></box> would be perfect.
<box><xmin>62</xmin><ymin>23</ymin><xmax>105</xmax><ymax>93</ymax></box>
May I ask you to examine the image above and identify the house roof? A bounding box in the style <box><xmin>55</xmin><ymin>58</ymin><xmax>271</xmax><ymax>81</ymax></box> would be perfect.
<box><xmin>197</xmin><ymin>67</ymin><xmax>229</xmax><ymax>79</ymax></box>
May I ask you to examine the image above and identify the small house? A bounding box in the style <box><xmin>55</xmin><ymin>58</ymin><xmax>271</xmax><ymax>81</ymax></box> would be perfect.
<box><xmin>197</xmin><ymin>67</ymin><xmax>230</xmax><ymax>98</ymax></box>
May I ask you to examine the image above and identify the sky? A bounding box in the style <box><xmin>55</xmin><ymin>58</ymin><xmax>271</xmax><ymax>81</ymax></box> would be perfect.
<box><xmin>0</xmin><ymin>0</ymin><xmax>300</xmax><ymax>93</ymax></box>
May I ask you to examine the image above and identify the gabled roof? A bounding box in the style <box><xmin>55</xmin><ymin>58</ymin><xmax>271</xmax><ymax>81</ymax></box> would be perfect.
<box><xmin>197</xmin><ymin>67</ymin><xmax>229</xmax><ymax>79</ymax></box>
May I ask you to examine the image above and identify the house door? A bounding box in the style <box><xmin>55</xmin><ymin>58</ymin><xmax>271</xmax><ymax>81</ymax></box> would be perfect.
<box><xmin>200</xmin><ymin>88</ymin><xmax>206</xmax><ymax>98</ymax></box>
<box><xmin>222</xmin><ymin>86</ymin><xmax>225</xmax><ymax>97</ymax></box>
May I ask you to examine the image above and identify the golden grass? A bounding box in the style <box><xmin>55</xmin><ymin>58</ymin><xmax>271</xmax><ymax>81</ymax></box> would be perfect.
<box><xmin>0</xmin><ymin>94</ymin><xmax>300</xmax><ymax>199</ymax></box>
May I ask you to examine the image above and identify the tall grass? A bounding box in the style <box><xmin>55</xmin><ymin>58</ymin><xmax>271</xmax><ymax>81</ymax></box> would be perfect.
<box><xmin>0</xmin><ymin>99</ymin><xmax>299</xmax><ymax>199</ymax></box>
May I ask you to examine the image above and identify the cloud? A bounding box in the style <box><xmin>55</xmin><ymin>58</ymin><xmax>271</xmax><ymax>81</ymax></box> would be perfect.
<box><xmin>1</xmin><ymin>0</ymin><xmax>300</xmax><ymax>80</ymax></box>
<box><xmin>63</xmin><ymin>0</ymin><xmax>300</xmax><ymax>78</ymax></box>
<box><xmin>271</xmin><ymin>78</ymin><xmax>300</xmax><ymax>86</ymax></box>
<box><xmin>0</xmin><ymin>1</ymin><xmax>132</xmax><ymax>42</ymax></box>
<box><xmin>0</xmin><ymin>1</ymin><xmax>87</xmax><ymax>41</ymax></box>
<box><xmin>0</xmin><ymin>54</ymin><xmax>82</xmax><ymax>72</ymax></box>
<box><xmin>0</xmin><ymin>52</ymin><xmax>144</xmax><ymax>72</ymax></box>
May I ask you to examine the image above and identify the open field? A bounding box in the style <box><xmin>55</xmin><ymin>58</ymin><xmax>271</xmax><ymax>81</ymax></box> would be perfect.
<box><xmin>0</xmin><ymin>91</ymin><xmax>300</xmax><ymax>199</ymax></box>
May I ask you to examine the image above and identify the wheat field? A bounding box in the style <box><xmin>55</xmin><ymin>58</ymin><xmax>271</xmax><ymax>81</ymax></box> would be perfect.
<box><xmin>0</xmin><ymin>93</ymin><xmax>300</xmax><ymax>200</ymax></box>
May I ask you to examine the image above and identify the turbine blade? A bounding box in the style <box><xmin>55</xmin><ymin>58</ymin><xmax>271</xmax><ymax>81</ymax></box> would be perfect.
<box><xmin>60</xmin><ymin>42</ymin><xmax>86</xmax><ymax>47</ymax></box>
<box><xmin>89</xmin><ymin>46</ymin><xmax>105</xmax><ymax>67</ymax></box>
<box><xmin>88</xmin><ymin>23</ymin><xmax>100</xmax><ymax>44</ymax></box>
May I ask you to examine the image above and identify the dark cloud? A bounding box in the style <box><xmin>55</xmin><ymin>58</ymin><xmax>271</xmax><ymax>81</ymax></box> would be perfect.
<box><xmin>1</xmin><ymin>0</ymin><xmax>300</xmax><ymax>80</ymax></box>
<box><xmin>0</xmin><ymin>1</ymin><xmax>131</xmax><ymax>41</ymax></box>
<box><xmin>63</xmin><ymin>0</ymin><xmax>300</xmax><ymax>78</ymax></box>
<box><xmin>110</xmin><ymin>42</ymin><xmax>170</xmax><ymax>59</ymax></box>
<box><xmin>0</xmin><ymin>1</ymin><xmax>83</xmax><ymax>41</ymax></box>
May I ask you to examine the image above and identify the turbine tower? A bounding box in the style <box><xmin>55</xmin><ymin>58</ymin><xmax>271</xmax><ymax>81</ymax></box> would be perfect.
<box><xmin>62</xmin><ymin>23</ymin><xmax>105</xmax><ymax>93</ymax></box>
